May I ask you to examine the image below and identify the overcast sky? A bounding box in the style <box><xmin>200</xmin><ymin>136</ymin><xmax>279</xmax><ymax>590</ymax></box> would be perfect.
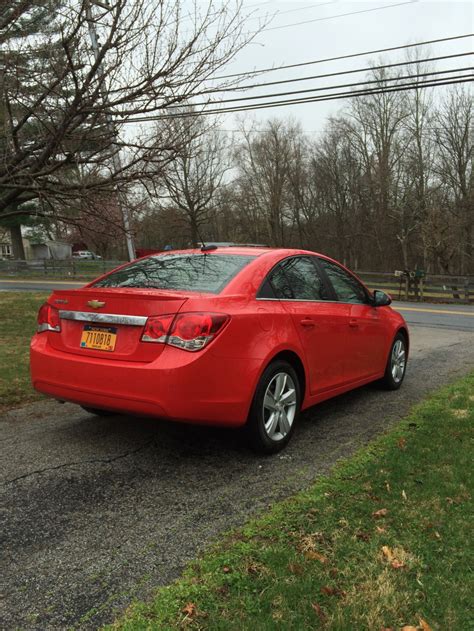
<box><xmin>208</xmin><ymin>0</ymin><xmax>473</xmax><ymax>133</ymax></box>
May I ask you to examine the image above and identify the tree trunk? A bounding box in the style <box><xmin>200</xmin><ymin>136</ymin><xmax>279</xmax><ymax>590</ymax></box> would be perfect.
<box><xmin>190</xmin><ymin>216</ymin><xmax>199</xmax><ymax>248</ymax></box>
<box><xmin>10</xmin><ymin>223</ymin><xmax>26</xmax><ymax>259</ymax></box>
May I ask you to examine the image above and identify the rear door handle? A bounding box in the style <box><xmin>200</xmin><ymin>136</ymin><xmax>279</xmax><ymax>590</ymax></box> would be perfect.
<box><xmin>300</xmin><ymin>318</ymin><xmax>316</xmax><ymax>328</ymax></box>
<box><xmin>349</xmin><ymin>318</ymin><xmax>359</xmax><ymax>328</ymax></box>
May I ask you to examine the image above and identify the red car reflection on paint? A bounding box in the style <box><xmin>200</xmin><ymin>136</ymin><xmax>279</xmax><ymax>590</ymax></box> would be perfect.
<box><xmin>30</xmin><ymin>246</ymin><xmax>408</xmax><ymax>453</ymax></box>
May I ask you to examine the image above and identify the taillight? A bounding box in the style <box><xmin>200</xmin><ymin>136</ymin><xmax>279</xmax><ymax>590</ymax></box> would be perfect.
<box><xmin>141</xmin><ymin>312</ymin><xmax>229</xmax><ymax>351</ymax></box>
<box><xmin>141</xmin><ymin>314</ymin><xmax>175</xmax><ymax>343</ymax></box>
<box><xmin>37</xmin><ymin>303</ymin><xmax>61</xmax><ymax>333</ymax></box>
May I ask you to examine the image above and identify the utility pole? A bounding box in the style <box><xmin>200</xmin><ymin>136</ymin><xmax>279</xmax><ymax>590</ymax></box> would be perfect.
<box><xmin>85</xmin><ymin>0</ymin><xmax>136</xmax><ymax>261</ymax></box>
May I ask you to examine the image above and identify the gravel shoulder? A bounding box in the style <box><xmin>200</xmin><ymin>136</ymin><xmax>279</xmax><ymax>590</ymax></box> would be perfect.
<box><xmin>1</xmin><ymin>325</ymin><xmax>473</xmax><ymax>629</ymax></box>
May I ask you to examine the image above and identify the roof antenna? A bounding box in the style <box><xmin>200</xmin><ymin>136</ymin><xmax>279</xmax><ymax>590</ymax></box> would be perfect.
<box><xmin>195</xmin><ymin>225</ymin><xmax>217</xmax><ymax>253</ymax></box>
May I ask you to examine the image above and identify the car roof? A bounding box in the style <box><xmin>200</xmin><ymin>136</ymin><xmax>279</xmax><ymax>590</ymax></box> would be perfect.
<box><xmin>148</xmin><ymin>246</ymin><xmax>326</xmax><ymax>258</ymax></box>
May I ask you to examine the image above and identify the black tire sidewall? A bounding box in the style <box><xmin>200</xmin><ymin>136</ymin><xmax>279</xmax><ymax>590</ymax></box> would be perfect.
<box><xmin>247</xmin><ymin>360</ymin><xmax>301</xmax><ymax>454</ymax></box>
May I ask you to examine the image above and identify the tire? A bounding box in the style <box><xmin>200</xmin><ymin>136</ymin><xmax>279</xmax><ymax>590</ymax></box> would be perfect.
<box><xmin>380</xmin><ymin>332</ymin><xmax>407</xmax><ymax>390</ymax></box>
<box><xmin>81</xmin><ymin>406</ymin><xmax>116</xmax><ymax>417</ymax></box>
<box><xmin>247</xmin><ymin>360</ymin><xmax>301</xmax><ymax>454</ymax></box>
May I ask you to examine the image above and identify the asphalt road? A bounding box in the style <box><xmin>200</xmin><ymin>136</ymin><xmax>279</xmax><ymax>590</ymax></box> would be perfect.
<box><xmin>1</xmin><ymin>308</ymin><xmax>474</xmax><ymax>629</ymax></box>
<box><xmin>0</xmin><ymin>279</ymin><xmax>84</xmax><ymax>291</ymax></box>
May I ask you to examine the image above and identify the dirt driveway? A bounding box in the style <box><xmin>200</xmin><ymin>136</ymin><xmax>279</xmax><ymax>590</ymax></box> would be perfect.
<box><xmin>1</xmin><ymin>324</ymin><xmax>473</xmax><ymax>629</ymax></box>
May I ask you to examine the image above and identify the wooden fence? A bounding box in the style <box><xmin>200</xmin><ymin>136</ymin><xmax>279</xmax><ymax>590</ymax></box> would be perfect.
<box><xmin>0</xmin><ymin>259</ymin><xmax>473</xmax><ymax>304</ymax></box>
<box><xmin>357</xmin><ymin>271</ymin><xmax>474</xmax><ymax>304</ymax></box>
<box><xmin>0</xmin><ymin>258</ymin><xmax>124</xmax><ymax>279</ymax></box>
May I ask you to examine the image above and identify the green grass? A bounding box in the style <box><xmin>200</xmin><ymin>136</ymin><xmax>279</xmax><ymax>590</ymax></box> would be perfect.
<box><xmin>0</xmin><ymin>292</ymin><xmax>49</xmax><ymax>411</ymax></box>
<box><xmin>108</xmin><ymin>374</ymin><xmax>474</xmax><ymax>631</ymax></box>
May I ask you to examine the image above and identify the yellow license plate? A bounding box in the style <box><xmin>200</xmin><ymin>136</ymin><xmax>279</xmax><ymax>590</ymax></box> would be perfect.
<box><xmin>80</xmin><ymin>325</ymin><xmax>117</xmax><ymax>352</ymax></box>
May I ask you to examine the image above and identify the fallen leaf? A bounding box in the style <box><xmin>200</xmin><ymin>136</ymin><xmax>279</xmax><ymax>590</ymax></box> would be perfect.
<box><xmin>401</xmin><ymin>627</ymin><xmax>418</xmax><ymax>631</ymax></box>
<box><xmin>381</xmin><ymin>546</ymin><xmax>394</xmax><ymax>562</ymax></box>
<box><xmin>216</xmin><ymin>585</ymin><xmax>229</xmax><ymax>597</ymax></box>
<box><xmin>452</xmin><ymin>409</ymin><xmax>468</xmax><ymax>418</ymax></box>
<box><xmin>376</xmin><ymin>526</ymin><xmax>387</xmax><ymax>534</ymax></box>
<box><xmin>434</xmin><ymin>531</ymin><xmax>441</xmax><ymax>539</ymax></box>
<box><xmin>329</xmin><ymin>568</ymin><xmax>338</xmax><ymax>578</ymax></box>
<box><xmin>356</xmin><ymin>530</ymin><xmax>371</xmax><ymax>541</ymax></box>
<box><xmin>222</xmin><ymin>566</ymin><xmax>231</xmax><ymax>574</ymax></box>
<box><xmin>402</xmin><ymin>489</ymin><xmax>408</xmax><ymax>501</ymax></box>
<box><xmin>320</xmin><ymin>586</ymin><xmax>346</xmax><ymax>598</ymax></box>
<box><xmin>391</xmin><ymin>559</ymin><xmax>405</xmax><ymax>569</ymax></box>
<box><xmin>368</xmin><ymin>493</ymin><xmax>381</xmax><ymax>502</ymax></box>
<box><xmin>288</xmin><ymin>562</ymin><xmax>304</xmax><ymax>575</ymax></box>
<box><xmin>398</xmin><ymin>437</ymin><xmax>407</xmax><ymax>449</ymax></box>
<box><xmin>385</xmin><ymin>481</ymin><xmax>391</xmax><ymax>493</ymax></box>
<box><xmin>419</xmin><ymin>618</ymin><xmax>433</xmax><ymax>631</ymax></box>
<box><xmin>305</xmin><ymin>550</ymin><xmax>329</xmax><ymax>563</ymax></box>
<box><xmin>311</xmin><ymin>602</ymin><xmax>326</xmax><ymax>621</ymax></box>
<box><xmin>372</xmin><ymin>508</ymin><xmax>389</xmax><ymax>518</ymax></box>
<box><xmin>381</xmin><ymin>546</ymin><xmax>405</xmax><ymax>569</ymax></box>
<box><xmin>181</xmin><ymin>602</ymin><xmax>197</xmax><ymax>618</ymax></box>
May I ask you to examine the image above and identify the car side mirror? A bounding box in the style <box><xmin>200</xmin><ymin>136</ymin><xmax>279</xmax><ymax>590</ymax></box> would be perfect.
<box><xmin>373</xmin><ymin>290</ymin><xmax>392</xmax><ymax>307</ymax></box>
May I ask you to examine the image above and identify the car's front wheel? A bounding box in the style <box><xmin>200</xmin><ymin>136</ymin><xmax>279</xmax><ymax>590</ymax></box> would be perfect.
<box><xmin>381</xmin><ymin>332</ymin><xmax>407</xmax><ymax>390</ymax></box>
<box><xmin>247</xmin><ymin>360</ymin><xmax>301</xmax><ymax>454</ymax></box>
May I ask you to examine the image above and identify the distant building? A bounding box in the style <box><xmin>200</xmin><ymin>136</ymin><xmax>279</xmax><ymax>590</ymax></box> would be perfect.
<box><xmin>0</xmin><ymin>228</ymin><xmax>72</xmax><ymax>260</ymax></box>
<box><xmin>24</xmin><ymin>239</ymin><xmax>72</xmax><ymax>260</ymax></box>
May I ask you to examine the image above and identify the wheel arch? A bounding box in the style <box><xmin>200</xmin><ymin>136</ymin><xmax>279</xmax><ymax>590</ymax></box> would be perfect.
<box><xmin>265</xmin><ymin>349</ymin><xmax>307</xmax><ymax>402</ymax></box>
<box><xmin>396</xmin><ymin>326</ymin><xmax>410</xmax><ymax>357</ymax></box>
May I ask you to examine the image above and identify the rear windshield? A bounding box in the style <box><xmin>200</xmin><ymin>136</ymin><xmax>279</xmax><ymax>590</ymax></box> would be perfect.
<box><xmin>92</xmin><ymin>253</ymin><xmax>255</xmax><ymax>293</ymax></box>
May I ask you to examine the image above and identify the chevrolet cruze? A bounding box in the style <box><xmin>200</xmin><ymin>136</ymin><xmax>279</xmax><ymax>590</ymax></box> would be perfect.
<box><xmin>30</xmin><ymin>246</ymin><xmax>408</xmax><ymax>453</ymax></box>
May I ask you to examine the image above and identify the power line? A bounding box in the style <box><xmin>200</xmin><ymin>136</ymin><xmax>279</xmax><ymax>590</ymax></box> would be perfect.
<box><xmin>181</xmin><ymin>52</ymin><xmax>474</xmax><ymax>102</ymax></box>
<box><xmin>211</xmin><ymin>33</ymin><xmax>473</xmax><ymax>80</ymax></box>
<box><xmin>247</xmin><ymin>1</ymin><xmax>337</xmax><ymax>23</ymax></box>
<box><xmin>261</xmin><ymin>0</ymin><xmax>418</xmax><ymax>33</ymax></box>
<box><xmin>114</xmin><ymin>54</ymin><xmax>472</xmax><ymax>117</ymax></box>
<box><xmin>184</xmin><ymin>65</ymin><xmax>474</xmax><ymax>108</ymax></box>
<box><xmin>120</xmin><ymin>74</ymin><xmax>473</xmax><ymax>122</ymax></box>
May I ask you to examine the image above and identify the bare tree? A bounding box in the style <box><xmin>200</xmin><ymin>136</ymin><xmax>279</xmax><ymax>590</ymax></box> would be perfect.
<box><xmin>233</xmin><ymin>119</ymin><xmax>301</xmax><ymax>247</ymax></box>
<box><xmin>150</xmin><ymin>115</ymin><xmax>230</xmax><ymax>246</ymax></box>
<box><xmin>433</xmin><ymin>87</ymin><xmax>473</xmax><ymax>274</ymax></box>
<box><xmin>0</xmin><ymin>0</ymin><xmax>256</xmax><ymax>227</ymax></box>
<box><xmin>341</xmin><ymin>66</ymin><xmax>409</xmax><ymax>266</ymax></box>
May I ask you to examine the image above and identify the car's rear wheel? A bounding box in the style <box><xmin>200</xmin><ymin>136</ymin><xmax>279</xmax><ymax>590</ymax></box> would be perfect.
<box><xmin>247</xmin><ymin>360</ymin><xmax>301</xmax><ymax>454</ymax></box>
<box><xmin>81</xmin><ymin>406</ymin><xmax>116</xmax><ymax>417</ymax></box>
<box><xmin>381</xmin><ymin>332</ymin><xmax>407</xmax><ymax>390</ymax></box>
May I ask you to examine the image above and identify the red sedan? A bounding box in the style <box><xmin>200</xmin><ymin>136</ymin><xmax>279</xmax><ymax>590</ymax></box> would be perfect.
<box><xmin>30</xmin><ymin>246</ymin><xmax>408</xmax><ymax>453</ymax></box>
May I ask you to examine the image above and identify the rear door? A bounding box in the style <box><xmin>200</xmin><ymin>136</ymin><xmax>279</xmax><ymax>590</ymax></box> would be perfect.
<box><xmin>264</xmin><ymin>256</ymin><xmax>350</xmax><ymax>396</ymax></box>
<box><xmin>317</xmin><ymin>258</ymin><xmax>387</xmax><ymax>381</ymax></box>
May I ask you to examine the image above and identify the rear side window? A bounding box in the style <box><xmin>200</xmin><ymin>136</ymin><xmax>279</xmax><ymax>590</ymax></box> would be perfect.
<box><xmin>318</xmin><ymin>258</ymin><xmax>368</xmax><ymax>304</ymax></box>
<box><xmin>93</xmin><ymin>254</ymin><xmax>255</xmax><ymax>293</ymax></box>
<box><xmin>262</xmin><ymin>256</ymin><xmax>330</xmax><ymax>300</ymax></box>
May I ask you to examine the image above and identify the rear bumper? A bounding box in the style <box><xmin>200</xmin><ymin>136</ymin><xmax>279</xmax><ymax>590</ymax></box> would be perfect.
<box><xmin>30</xmin><ymin>334</ymin><xmax>261</xmax><ymax>427</ymax></box>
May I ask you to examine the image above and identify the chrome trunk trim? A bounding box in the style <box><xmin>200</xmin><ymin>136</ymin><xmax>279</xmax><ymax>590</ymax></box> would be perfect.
<box><xmin>59</xmin><ymin>310</ymin><xmax>147</xmax><ymax>326</ymax></box>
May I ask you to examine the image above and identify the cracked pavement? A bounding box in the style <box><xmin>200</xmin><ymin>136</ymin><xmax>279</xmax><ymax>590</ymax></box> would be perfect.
<box><xmin>1</xmin><ymin>322</ymin><xmax>473</xmax><ymax>629</ymax></box>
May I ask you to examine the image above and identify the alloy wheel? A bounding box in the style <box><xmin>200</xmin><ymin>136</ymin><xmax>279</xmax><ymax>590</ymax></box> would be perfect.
<box><xmin>391</xmin><ymin>338</ymin><xmax>406</xmax><ymax>383</ymax></box>
<box><xmin>262</xmin><ymin>372</ymin><xmax>297</xmax><ymax>441</ymax></box>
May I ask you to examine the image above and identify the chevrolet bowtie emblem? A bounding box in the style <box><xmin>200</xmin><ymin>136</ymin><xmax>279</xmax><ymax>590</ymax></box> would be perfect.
<box><xmin>87</xmin><ymin>300</ymin><xmax>106</xmax><ymax>309</ymax></box>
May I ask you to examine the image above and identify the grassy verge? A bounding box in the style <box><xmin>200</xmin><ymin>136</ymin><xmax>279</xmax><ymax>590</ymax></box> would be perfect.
<box><xmin>0</xmin><ymin>292</ymin><xmax>49</xmax><ymax>412</ymax></box>
<box><xmin>109</xmin><ymin>374</ymin><xmax>473</xmax><ymax>631</ymax></box>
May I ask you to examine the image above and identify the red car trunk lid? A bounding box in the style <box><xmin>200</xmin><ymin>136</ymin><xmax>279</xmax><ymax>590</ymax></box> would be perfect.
<box><xmin>47</xmin><ymin>288</ymin><xmax>188</xmax><ymax>362</ymax></box>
